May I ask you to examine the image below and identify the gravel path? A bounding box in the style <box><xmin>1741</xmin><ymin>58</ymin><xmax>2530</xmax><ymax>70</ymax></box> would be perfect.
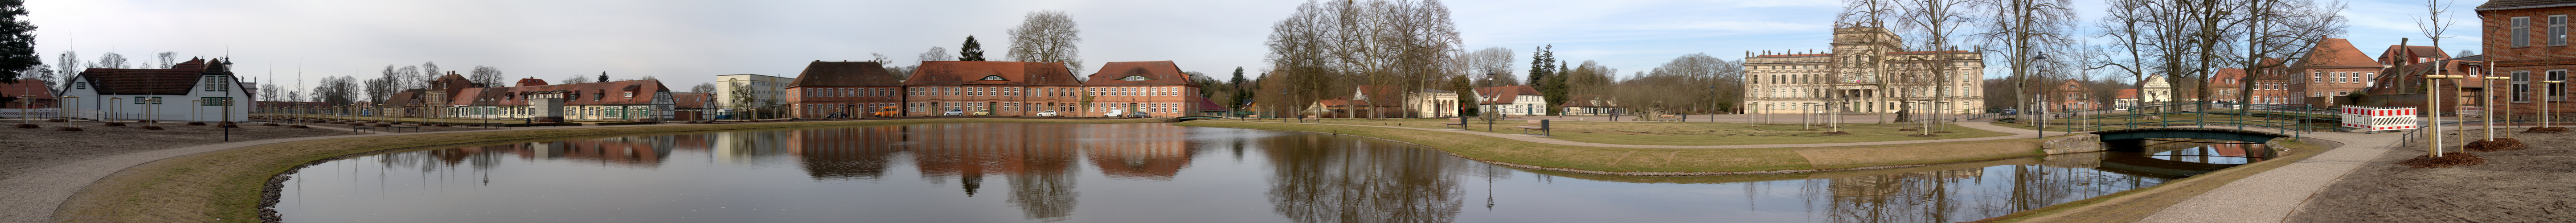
<box><xmin>2137</xmin><ymin>129</ymin><xmax>2400</xmax><ymax>223</ymax></box>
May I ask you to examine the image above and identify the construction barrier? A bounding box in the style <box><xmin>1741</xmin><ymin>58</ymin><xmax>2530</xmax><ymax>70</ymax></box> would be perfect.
<box><xmin>2340</xmin><ymin>106</ymin><xmax>2419</xmax><ymax>132</ymax></box>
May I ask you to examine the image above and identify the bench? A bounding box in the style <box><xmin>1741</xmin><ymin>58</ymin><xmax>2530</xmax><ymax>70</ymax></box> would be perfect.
<box><xmin>1516</xmin><ymin>120</ymin><xmax>1550</xmax><ymax>136</ymax></box>
<box><xmin>1654</xmin><ymin>115</ymin><xmax>1685</xmax><ymax>122</ymax></box>
<box><xmin>1300</xmin><ymin>115</ymin><xmax>1321</xmax><ymax>123</ymax></box>
<box><xmin>1442</xmin><ymin>117</ymin><xmax>1469</xmax><ymax>129</ymax></box>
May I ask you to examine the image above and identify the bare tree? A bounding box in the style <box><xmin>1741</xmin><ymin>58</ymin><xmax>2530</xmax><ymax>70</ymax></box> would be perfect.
<box><xmin>154</xmin><ymin>52</ymin><xmax>175</xmax><ymax>69</ymax></box>
<box><xmin>394</xmin><ymin>66</ymin><xmax>421</xmax><ymax>89</ymax></box>
<box><xmin>469</xmin><ymin>66</ymin><xmax>504</xmax><ymax>87</ymax></box>
<box><xmin>2228</xmin><ymin>0</ymin><xmax>2346</xmax><ymax>107</ymax></box>
<box><xmin>561</xmin><ymin>74</ymin><xmax>593</xmax><ymax>84</ymax></box>
<box><xmin>691</xmin><ymin>83</ymin><xmax>716</xmax><ymax>94</ymax></box>
<box><xmin>49</xmin><ymin>50</ymin><xmax>75</xmax><ymax>89</ymax></box>
<box><xmin>1007</xmin><ymin>10</ymin><xmax>1084</xmax><ymax>72</ymax></box>
<box><xmin>919</xmin><ymin>46</ymin><xmax>952</xmax><ymax>62</ymax></box>
<box><xmin>1465</xmin><ymin>47</ymin><xmax>1516</xmax><ymax>87</ymax></box>
<box><xmin>93</xmin><ymin>52</ymin><xmax>126</xmax><ymax>69</ymax></box>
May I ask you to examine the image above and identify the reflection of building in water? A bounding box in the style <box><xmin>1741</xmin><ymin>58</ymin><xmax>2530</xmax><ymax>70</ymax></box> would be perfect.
<box><xmin>1819</xmin><ymin>168</ymin><xmax>1984</xmax><ymax>223</ymax></box>
<box><xmin>458</xmin><ymin>136</ymin><xmax>683</xmax><ymax>168</ymax></box>
<box><xmin>714</xmin><ymin>130</ymin><xmax>792</xmax><ymax>165</ymax></box>
<box><xmin>787</xmin><ymin>126</ymin><xmax>908</xmax><ymax>181</ymax></box>
<box><xmin>1262</xmin><ymin>133</ymin><xmax>1467</xmax><ymax>223</ymax></box>
<box><xmin>904</xmin><ymin>124</ymin><xmax>1083</xmax><ymax>221</ymax></box>
<box><xmin>1079</xmin><ymin>124</ymin><xmax>1196</xmax><ymax>180</ymax></box>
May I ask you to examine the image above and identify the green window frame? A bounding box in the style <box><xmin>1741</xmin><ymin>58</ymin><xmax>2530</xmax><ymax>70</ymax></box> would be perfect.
<box><xmin>201</xmin><ymin>97</ymin><xmax>233</xmax><ymax>106</ymax></box>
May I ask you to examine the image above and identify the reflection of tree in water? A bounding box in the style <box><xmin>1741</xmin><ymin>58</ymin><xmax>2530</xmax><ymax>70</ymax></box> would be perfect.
<box><xmin>903</xmin><ymin>123</ymin><xmax>1084</xmax><ymax>221</ymax></box>
<box><xmin>791</xmin><ymin>126</ymin><xmax>907</xmax><ymax>181</ymax></box>
<box><xmin>1263</xmin><ymin>133</ymin><xmax>1467</xmax><ymax>223</ymax></box>
<box><xmin>1812</xmin><ymin>159</ymin><xmax>2171</xmax><ymax>223</ymax></box>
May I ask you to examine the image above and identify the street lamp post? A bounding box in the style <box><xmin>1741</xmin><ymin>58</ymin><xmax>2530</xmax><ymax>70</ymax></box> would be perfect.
<box><xmin>2028</xmin><ymin>54</ymin><xmax>2047</xmax><ymax>139</ymax></box>
<box><xmin>1485</xmin><ymin>72</ymin><xmax>1498</xmax><ymax>132</ymax></box>
<box><xmin>1708</xmin><ymin>87</ymin><xmax>1717</xmax><ymax>123</ymax></box>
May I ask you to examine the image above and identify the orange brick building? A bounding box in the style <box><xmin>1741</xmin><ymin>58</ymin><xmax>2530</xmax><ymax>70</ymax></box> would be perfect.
<box><xmin>1078</xmin><ymin>61</ymin><xmax>1201</xmax><ymax>117</ymax></box>
<box><xmin>786</xmin><ymin>61</ymin><xmax>905</xmax><ymax>118</ymax></box>
<box><xmin>904</xmin><ymin>61</ymin><xmax>1086</xmax><ymax>116</ymax></box>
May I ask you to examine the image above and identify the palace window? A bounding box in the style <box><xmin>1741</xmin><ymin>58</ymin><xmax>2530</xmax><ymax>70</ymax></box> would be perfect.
<box><xmin>2515</xmin><ymin>17</ymin><xmax>2532</xmax><ymax>47</ymax></box>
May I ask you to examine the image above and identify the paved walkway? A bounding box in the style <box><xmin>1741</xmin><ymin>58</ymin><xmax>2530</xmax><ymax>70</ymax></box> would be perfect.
<box><xmin>2138</xmin><ymin>130</ymin><xmax>2403</xmax><ymax>223</ymax></box>
<box><xmin>0</xmin><ymin>123</ymin><xmax>692</xmax><ymax>223</ymax></box>
<box><xmin>1240</xmin><ymin>120</ymin><xmax>2068</xmax><ymax>149</ymax></box>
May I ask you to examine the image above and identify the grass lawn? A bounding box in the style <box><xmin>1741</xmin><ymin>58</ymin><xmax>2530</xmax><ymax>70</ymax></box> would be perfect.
<box><xmin>1996</xmin><ymin>111</ymin><xmax>2340</xmax><ymax>132</ymax></box>
<box><xmin>1215</xmin><ymin>118</ymin><xmax>2013</xmax><ymax>146</ymax></box>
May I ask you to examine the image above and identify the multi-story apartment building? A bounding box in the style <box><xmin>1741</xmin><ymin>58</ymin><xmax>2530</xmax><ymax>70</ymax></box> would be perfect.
<box><xmin>1079</xmin><ymin>61</ymin><xmax>1201</xmax><ymax>117</ymax></box>
<box><xmin>714</xmin><ymin>74</ymin><xmax>795</xmax><ymax>117</ymax></box>
<box><xmin>785</xmin><ymin>61</ymin><xmax>905</xmax><ymax>118</ymax></box>
<box><xmin>903</xmin><ymin>61</ymin><xmax>1085</xmax><ymax>116</ymax></box>
<box><xmin>1743</xmin><ymin>26</ymin><xmax>1983</xmax><ymax>114</ymax></box>
<box><xmin>2287</xmin><ymin>38</ymin><xmax>2382</xmax><ymax>107</ymax></box>
<box><xmin>2480</xmin><ymin>0</ymin><xmax>2576</xmax><ymax>118</ymax></box>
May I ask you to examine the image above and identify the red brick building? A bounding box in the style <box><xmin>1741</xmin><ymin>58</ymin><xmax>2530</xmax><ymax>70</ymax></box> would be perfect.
<box><xmin>904</xmin><ymin>61</ymin><xmax>1085</xmax><ymax>116</ymax></box>
<box><xmin>2378</xmin><ymin>45</ymin><xmax>2451</xmax><ymax>66</ymax></box>
<box><xmin>786</xmin><ymin>61</ymin><xmax>905</xmax><ymax>118</ymax></box>
<box><xmin>2288</xmin><ymin>38</ymin><xmax>2382</xmax><ymax>107</ymax></box>
<box><xmin>0</xmin><ymin>80</ymin><xmax>52</xmax><ymax>109</ymax></box>
<box><xmin>1080</xmin><ymin>61</ymin><xmax>1202</xmax><ymax>117</ymax></box>
<box><xmin>2479</xmin><ymin>0</ymin><xmax>2576</xmax><ymax>121</ymax></box>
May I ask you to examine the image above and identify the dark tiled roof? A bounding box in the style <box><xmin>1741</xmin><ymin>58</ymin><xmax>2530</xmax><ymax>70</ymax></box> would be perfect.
<box><xmin>907</xmin><ymin>61</ymin><xmax>1082</xmax><ymax>86</ymax></box>
<box><xmin>790</xmin><ymin>61</ymin><xmax>902</xmax><ymax>87</ymax></box>
<box><xmin>77</xmin><ymin>58</ymin><xmax>224</xmax><ymax>95</ymax></box>
<box><xmin>1085</xmin><ymin>61</ymin><xmax>1196</xmax><ymax>86</ymax></box>
<box><xmin>1559</xmin><ymin>95</ymin><xmax>1614</xmax><ymax>107</ymax></box>
<box><xmin>2480</xmin><ymin>0</ymin><xmax>2576</xmax><ymax>10</ymax></box>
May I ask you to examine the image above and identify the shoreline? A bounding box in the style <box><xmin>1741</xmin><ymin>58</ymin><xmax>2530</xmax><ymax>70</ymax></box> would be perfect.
<box><xmin>1174</xmin><ymin>120</ymin><xmax>2057</xmax><ymax>176</ymax></box>
<box><xmin>38</xmin><ymin>118</ymin><xmax>1160</xmax><ymax>223</ymax></box>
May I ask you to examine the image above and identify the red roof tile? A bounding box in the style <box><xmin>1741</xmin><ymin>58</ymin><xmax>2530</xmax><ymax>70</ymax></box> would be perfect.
<box><xmin>1085</xmin><ymin>61</ymin><xmax>1196</xmax><ymax>86</ymax></box>
<box><xmin>907</xmin><ymin>61</ymin><xmax>1083</xmax><ymax>86</ymax></box>
<box><xmin>2300</xmin><ymin>38</ymin><xmax>2380</xmax><ymax>68</ymax></box>
<box><xmin>0</xmin><ymin>80</ymin><xmax>51</xmax><ymax>98</ymax></box>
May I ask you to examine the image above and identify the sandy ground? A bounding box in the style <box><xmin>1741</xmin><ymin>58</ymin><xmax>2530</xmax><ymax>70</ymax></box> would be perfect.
<box><xmin>2289</xmin><ymin>130</ymin><xmax>2576</xmax><ymax>223</ymax></box>
<box><xmin>0</xmin><ymin>120</ymin><xmax>359</xmax><ymax>181</ymax></box>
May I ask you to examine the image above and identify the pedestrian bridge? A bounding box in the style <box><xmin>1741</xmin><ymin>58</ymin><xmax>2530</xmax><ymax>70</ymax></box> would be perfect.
<box><xmin>2090</xmin><ymin>127</ymin><xmax>2294</xmax><ymax>144</ymax></box>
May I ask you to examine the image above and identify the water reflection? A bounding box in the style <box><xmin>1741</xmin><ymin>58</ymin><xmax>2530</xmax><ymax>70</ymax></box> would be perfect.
<box><xmin>278</xmin><ymin>123</ymin><xmax>2265</xmax><ymax>223</ymax></box>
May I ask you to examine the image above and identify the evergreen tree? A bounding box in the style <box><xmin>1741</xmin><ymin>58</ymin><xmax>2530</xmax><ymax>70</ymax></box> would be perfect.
<box><xmin>1453</xmin><ymin>74</ymin><xmax>1477</xmax><ymax>117</ymax></box>
<box><xmin>1229</xmin><ymin>66</ymin><xmax>1245</xmax><ymax>87</ymax></box>
<box><xmin>1526</xmin><ymin>45</ymin><xmax>1554</xmax><ymax>87</ymax></box>
<box><xmin>596</xmin><ymin>72</ymin><xmax>608</xmax><ymax>83</ymax></box>
<box><xmin>958</xmin><ymin>36</ymin><xmax>987</xmax><ymax>62</ymax></box>
<box><xmin>0</xmin><ymin>0</ymin><xmax>32</xmax><ymax>83</ymax></box>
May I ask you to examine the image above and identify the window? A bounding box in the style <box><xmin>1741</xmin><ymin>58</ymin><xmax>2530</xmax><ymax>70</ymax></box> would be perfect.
<box><xmin>2555</xmin><ymin>15</ymin><xmax>2568</xmax><ymax>46</ymax></box>
<box><xmin>624</xmin><ymin>92</ymin><xmax>634</xmax><ymax>98</ymax></box>
<box><xmin>980</xmin><ymin>75</ymin><xmax>1007</xmax><ymax>81</ymax></box>
<box><xmin>1118</xmin><ymin>75</ymin><xmax>1151</xmax><ymax>81</ymax></box>
<box><xmin>2554</xmin><ymin>70</ymin><xmax>2569</xmax><ymax>102</ymax></box>
<box><xmin>2515</xmin><ymin>71</ymin><xmax>2533</xmax><ymax>103</ymax></box>
<box><xmin>74</xmin><ymin>82</ymin><xmax>85</xmax><ymax>89</ymax></box>
<box><xmin>594</xmin><ymin>93</ymin><xmax>604</xmax><ymax>101</ymax></box>
<box><xmin>202</xmin><ymin>76</ymin><xmax>229</xmax><ymax>91</ymax></box>
<box><xmin>201</xmin><ymin>97</ymin><xmax>233</xmax><ymax>106</ymax></box>
<box><xmin>2515</xmin><ymin>17</ymin><xmax>2532</xmax><ymax>47</ymax></box>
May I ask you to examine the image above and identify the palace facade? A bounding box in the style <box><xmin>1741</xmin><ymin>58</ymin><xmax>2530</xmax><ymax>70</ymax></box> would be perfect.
<box><xmin>1743</xmin><ymin>27</ymin><xmax>1984</xmax><ymax>114</ymax></box>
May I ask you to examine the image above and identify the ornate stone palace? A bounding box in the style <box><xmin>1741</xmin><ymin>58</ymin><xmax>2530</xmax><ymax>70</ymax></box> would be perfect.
<box><xmin>1743</xmin><ymin>26</ymin><xmax>1985</xmax><ymax>115</ymax></box>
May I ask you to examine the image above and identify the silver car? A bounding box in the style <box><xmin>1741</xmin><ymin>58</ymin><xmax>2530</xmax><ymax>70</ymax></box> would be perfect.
<box><xmin>942</xmin><ymin>109</ymin><xmax>964</xmax><ymax>116</ymax></box>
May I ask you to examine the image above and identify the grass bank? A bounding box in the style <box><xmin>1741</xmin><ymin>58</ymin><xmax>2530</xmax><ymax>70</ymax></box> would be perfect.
<box><xmin>1175</xmin><ymin>121</ymin><xmax>2052</xmax><ymax>175</ymax></box>
<box><xmin>1971</xmin><ymin>138</ymin><xmax>2339</xmax><ymax>223</ymax></box>
<box><xmin>1238</xmin><ymin>118</ymin><xmax>2012</xmax><ymax>146</ymax></box>
<box><xmin>50</xmin><ymin>118</ymin><xmax>1161</xmax><ymax>223</ymax></box>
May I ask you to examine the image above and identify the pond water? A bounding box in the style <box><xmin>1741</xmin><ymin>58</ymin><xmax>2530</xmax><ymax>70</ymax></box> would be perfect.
<box><xmin>272</xmin><ymin>123</ymin><xmax>2265</xmax><ymax>223</ymax></box>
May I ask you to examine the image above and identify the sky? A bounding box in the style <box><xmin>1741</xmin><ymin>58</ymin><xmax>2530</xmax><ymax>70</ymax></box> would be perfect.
<box><xmin>26</xmin><ymin>0</ymin><xmax>2483</xmax><ymax>95</ymax></box>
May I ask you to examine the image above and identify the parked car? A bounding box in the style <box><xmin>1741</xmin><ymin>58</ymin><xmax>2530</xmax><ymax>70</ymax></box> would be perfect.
<box><xmin>1036</xmin><ymin>110</ymin><xmax>1059</xmax><ymax>117</ymax></box>
<box><xmin>1102</xmin><ymin>109</ymin><xmax>1126</xmax><ymax>117</ymax></box>
<box><xmin>1126</xmin><ymin>112</ymin><xmax>1151</xmax><ymax>118</ymax></box>
<box><xmin>872</xmin><ymin>106</ymin><xmax>901</xmax><ymax>117</ymax></box>
<box><xmin>974</xmin><ymin>109</ymin><xmax>992</xmax><ymax>116</ymax></box>
<box><xmin>942</xmin><ymin>109</ymin><xmax>964</xmax><ymax>116</ymax></box>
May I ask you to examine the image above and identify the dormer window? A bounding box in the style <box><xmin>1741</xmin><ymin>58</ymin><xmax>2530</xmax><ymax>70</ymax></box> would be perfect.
<box><xmin>980</xmin><ymin>75</ymin><xmax>1008</xmax><ymax>81</ymax></box>
<box><xmin>1118</xmin><ymin>75</ymin><xmax>1152</xmax><ymax>81</ymax></box>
